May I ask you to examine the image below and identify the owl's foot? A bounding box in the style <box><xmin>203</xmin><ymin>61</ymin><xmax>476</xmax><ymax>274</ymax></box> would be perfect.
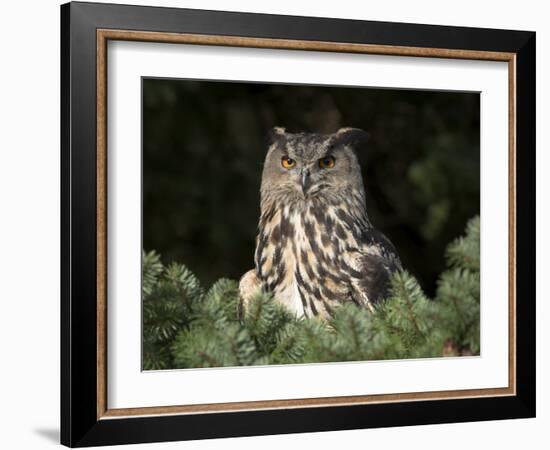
<box><xmin>238</xmin><ymin>269</ymin><xmax>261</xmax><ymax>319</ymax></box>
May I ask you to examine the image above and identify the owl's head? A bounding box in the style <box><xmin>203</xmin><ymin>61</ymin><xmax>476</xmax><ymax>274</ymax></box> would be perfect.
<box><xmin>260</xmin><ymin>127</ymin><xmax>369</xmax><ymax>203</ymax></box>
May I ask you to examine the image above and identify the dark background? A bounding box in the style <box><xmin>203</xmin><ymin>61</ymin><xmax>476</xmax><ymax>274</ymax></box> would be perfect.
<box><xmin>142</xmin><ymin>79</ymin><xmax>479</xmax><ymax>296</ymax></box>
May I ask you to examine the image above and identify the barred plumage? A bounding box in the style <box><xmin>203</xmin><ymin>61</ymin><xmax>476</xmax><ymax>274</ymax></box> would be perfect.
<box><xmin>240</xmin><ymin>127</ymin><xmax>401</xmax><ymax>319</ymax></box>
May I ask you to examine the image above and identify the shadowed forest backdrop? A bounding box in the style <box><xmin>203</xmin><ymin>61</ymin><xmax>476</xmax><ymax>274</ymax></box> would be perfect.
<box><xmin>143</xmin><ymin>79</ymin><xmax>479</xmax><ymax>296</ymax></box>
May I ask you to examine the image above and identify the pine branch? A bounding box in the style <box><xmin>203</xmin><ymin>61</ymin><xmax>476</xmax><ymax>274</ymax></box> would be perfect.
<box><xmin>244</xmin><ymin>291</ymin><xmax>294</xmax><ymax>355</ymax></box>
<box><xmin>143</xmin><ymin>214</ymin><xmax>480</xmax><ymax>369</ymax></box>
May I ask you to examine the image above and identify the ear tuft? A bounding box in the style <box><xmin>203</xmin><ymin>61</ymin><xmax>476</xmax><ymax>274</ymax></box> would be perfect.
<box><xmin>331</xmin><ymin>127</ymin><xmax>370</xmax><ymax>149</ymax></box>
<box><xmin>267</xmin><ymin>127</ymin><xmax>287</xmax><ymax>146</ymax></box>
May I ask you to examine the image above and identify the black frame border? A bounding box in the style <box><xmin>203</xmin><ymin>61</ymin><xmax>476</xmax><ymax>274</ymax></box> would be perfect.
<box><xmin>61</xmin><ymin>2</ymin><xmax>536</xmax><ymax>447</ymax></box>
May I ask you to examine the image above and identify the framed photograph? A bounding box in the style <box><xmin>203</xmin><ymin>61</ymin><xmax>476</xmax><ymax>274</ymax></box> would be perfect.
<box><xmin>61</xmin><ymin>1</ymin><xmax>536</xmax><ymax>447</ymax></box>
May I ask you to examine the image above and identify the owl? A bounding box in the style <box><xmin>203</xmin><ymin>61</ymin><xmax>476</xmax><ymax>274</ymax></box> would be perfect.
<box><xmin>239</xmin><ymin>127</ymin><xmax>401</xmax><ymax>320</ymax></box>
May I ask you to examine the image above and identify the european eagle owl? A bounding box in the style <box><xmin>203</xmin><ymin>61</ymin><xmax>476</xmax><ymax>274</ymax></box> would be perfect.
<box><xmin>239</xmin><ymin>127</ymin><xmax>401</xmax><ymax>319</ymax></box>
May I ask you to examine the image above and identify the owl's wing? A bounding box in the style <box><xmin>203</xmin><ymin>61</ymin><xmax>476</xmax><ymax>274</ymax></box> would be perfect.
<box><xmin>351</xmin><ymin>228</ymin><xmax>401</xmax><ymax>308</ymax></box>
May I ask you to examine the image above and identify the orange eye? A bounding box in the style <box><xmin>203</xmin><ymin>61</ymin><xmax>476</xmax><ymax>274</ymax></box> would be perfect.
<box><xmin>319</xmin><ymin>156</ymin><xmax>335</xmax><ymax>169</ymax></box>
<box><xmin>281</xmin><ymin>156</ymin><xmax>296</xmax><ymax>169</ymax></box>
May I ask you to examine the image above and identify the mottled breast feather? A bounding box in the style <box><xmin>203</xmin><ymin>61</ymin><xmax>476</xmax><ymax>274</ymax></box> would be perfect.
<box><xmin>254</xmin><ymin>191</ymin><xmax>401</xmax><ymax>319</ymax></box>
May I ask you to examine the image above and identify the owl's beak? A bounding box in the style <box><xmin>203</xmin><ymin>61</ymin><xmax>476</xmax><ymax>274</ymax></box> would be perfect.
<box><xmin>300</xmin><ymin>168</ymin><xmax>311</xmax><ymax>195</ymax></box>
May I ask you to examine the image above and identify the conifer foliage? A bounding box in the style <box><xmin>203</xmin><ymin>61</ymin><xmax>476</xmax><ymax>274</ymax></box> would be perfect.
<box><xmin>142</xmin><ymin>216</ymin><xmax>480</xmax><ymax>370</ymax></box>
